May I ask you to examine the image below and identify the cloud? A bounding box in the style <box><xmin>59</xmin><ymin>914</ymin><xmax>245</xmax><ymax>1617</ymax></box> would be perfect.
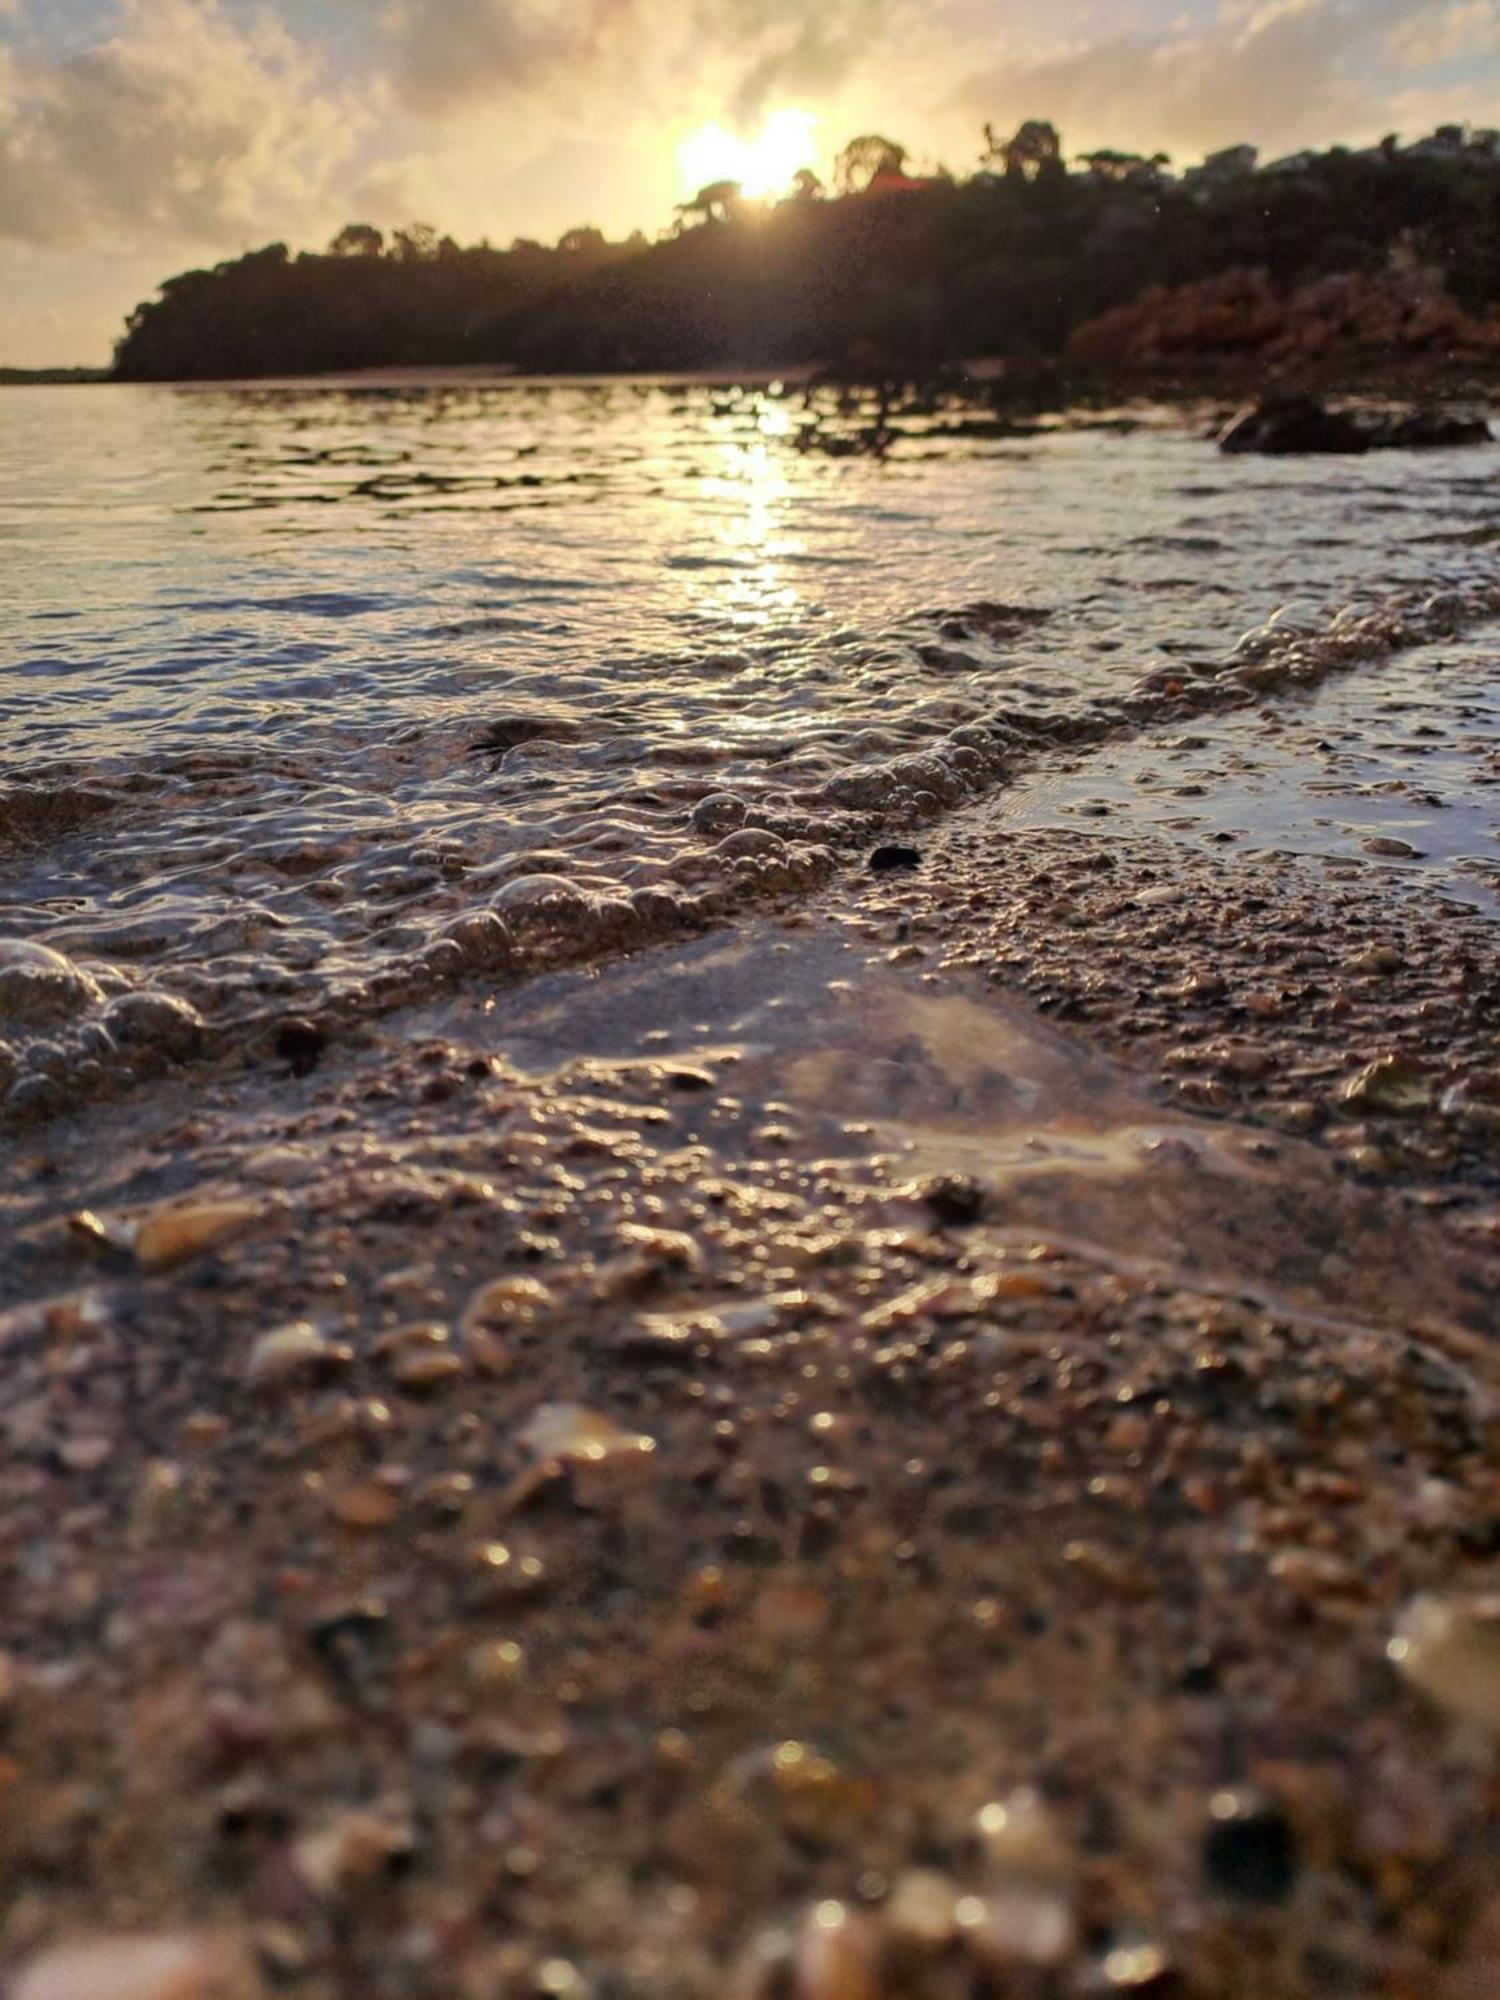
<box><xmin>1390</xmin><ymin>0</ymin><xmax>1500</xmax><ymax>65</ymax></box>
<box><xmin>0</xmin><ymin>0</ymin><xmax>371</xmax><ymax>248</ymax></box>
<box><xmin>951</xmin><ymin>0</ymin><xmax>1483</xmax><ymax>161</ymax></box>
<box><xmin>387</xmin><ymin>0</ymin><xmax>899</xmax><ymax>126</ymax></box>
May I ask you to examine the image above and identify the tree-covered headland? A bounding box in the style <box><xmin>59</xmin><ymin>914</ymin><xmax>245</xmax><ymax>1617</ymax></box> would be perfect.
<box><xmin>112</xmin><ymin>123</ymin><xmax>1500</xmax><ymax>382</ymax></box>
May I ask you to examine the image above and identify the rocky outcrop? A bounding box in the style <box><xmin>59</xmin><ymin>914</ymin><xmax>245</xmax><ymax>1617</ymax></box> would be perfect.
<box><xmin>1217</xmin><ymin>395</ymin><xmax>1369</xmax><ymax>454</ymax></box>
<box><xmin>1067</xmin><ymin>253</ymin><xmax>1500</xmax><ymax>372</ymax></box>
<box><xmin>1217</xmin><ymin>394</ymin><xmax>1492</xmax><ymax>455</ymax></box>
<box><xmin>1364</xmin><ymin>407</ymin><xmax>1493</xmax><ymax>448</ymax></box>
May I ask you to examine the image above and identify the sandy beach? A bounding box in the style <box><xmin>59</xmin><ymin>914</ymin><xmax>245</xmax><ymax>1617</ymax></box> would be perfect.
<box><xmin>5</xmin><ymin>664</ymin><xmax>1500</xmax><ymax>1996</ymax></box>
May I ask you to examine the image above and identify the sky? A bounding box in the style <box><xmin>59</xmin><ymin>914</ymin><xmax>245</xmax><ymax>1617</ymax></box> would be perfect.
<box><xmin>3</xmin><ymin>0</ymin><xmax>1500</xmax><ymax>364</ymax></box>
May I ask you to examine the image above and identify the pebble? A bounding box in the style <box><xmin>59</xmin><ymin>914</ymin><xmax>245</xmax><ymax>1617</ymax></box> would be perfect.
<box><xmin>976</xmin><ymin>1788</ymin><xmax>1070</xmax><ymax>1877</ymax></box>
<box><xmin>791</xmin><ymin>1901</ymin><xmax>883</xmax><ymax>2000</ymax></box>
<box><xmin>1202</xmin><ymin>1788</ymin><xmax>1297</xmax><ymax>1902</ymax></box>
<box><xmin>292</xmin><ymin>1809</ymin><xmax>413</xmax><ymax>1900</ymax></box>
<box><xmin>960</xmin><ymin>1884</ymin><xmax>1077</xmax><ymax>1970</ymax></box>
<box><xmin>390</xmin><ymin>1347</ymin><xmax>465</xmax><ymax>1394</ymax></box>
<box><xmin>1390</xmin><ymin>1593</ymin><xmax>1500</xmax><ymax>1730</ymax></box>
<box><xmin>516</xmin><ymin>1402</ymin><xmax>656</xmax><ymax>1465</ymax></box>
<box><xmin>12</xmin><ymin>1931</ymin><xmax>265</xmax><ymax>2000</ymax></box>
<box><xmin>1362</xmin><ymin>836</ymin><xmax>1422</xmax><ymax>858</ymax></box>
<box><xmin>243</xmin><ymin>1321</ymin><xmax>352</xmax><ymax>1392</ymax></box>
<box><xmin>328</xmin><ymin>1482</ymin><xmax>400</xmax><ymax>1530</ymax></box>
<box><xmin>1350</xmin><ymin>943</ymin><xmax>1403</xmax><ymax>974</ymax></box>
<box><xmin>272</xmin><ymin>1017</ymin><xmax>327</xmax><ymax>1074</ymax></box>
<box><xmin>1341</xmin><ymin>1053</ymin><xmax>1432</xmax><ymax>1114</ymax></box>
<box><xmin>133</xmin><ymin>1201</ymin><xmax>262</xmax><ymax>1272</ymax></box>
<box><xmin>884</xmin><ymin>1868</ymin><xmax>960</xmax><ymax>1948</ymax></box>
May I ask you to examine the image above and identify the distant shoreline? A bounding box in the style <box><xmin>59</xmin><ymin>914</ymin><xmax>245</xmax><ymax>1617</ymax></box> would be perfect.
<box><xmin>0</xmin><ymin>366</ymin><xmax>112</xmax><ymax>386</ymax></box>
<box><xmin>6</xmin><ymin>353</ymin><xmax>1499</xmax><ymax>401</ymax></box>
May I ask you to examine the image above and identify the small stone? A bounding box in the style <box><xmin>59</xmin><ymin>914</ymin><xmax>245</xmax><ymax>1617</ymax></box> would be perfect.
<box><xmin>615</xmin><ymin>1222</ymin><xmax>703</xmax><ymax>1270</ymax></box>
<box><xmin>328</xmin><ymin>1483</ymin><xmax>399</xmax><ymax>1530</ymax></box>
<box><xmin>517</xmin><ymin>1402</ymin><xmax>656</xmax><ymax>1465</ymax></box>
<box><xmin>307</xmin><ymin>1600</ymin><xmax>388</xmax><ymax>1683</ymax></box>
<box><xmin>375</xmin><ymin>1320</ymin><xmax>463</xmax><ymax>1393</ymax></box>
<box><xmin>908</xmin><ymin>1172</ymin><xmax>985</xmax><ymax>1227</ymax></box>
<box><xmin>1350</xmin><ymin>943</ymin><xmax>1403</xmax><ymax>974</ymax></box>
<box><xmin>460</xmin><ymin>1277</ymin><xmax>554</xmax><ymax>1375</ymax></box>
<box><xmin>134</xmin><ymin>1201</ymin><xmax>261</xmax><ymax>1272</ymax></box>
<box><xmin>1390</xmin><ymin>1593</ymin><xmax>1500</xmax><ymax>1730</ymax></box>
<box><xmin>292</xmin><ymin>1809</ymin><xmax>413</xmax><ymax>1900</ymax></box>
<box><xmin>868</xmin><ymin>844</ymin><xmax>922</xmax><ymax>873</ymax></box>
<box><xmin>244</xmin><ymin>1321</ymin><xmax>351</xmax><ymax>1392</ymax></box>
<box><xmin>390</xmin><ymin>1349</ymin><xmax>465</xmax><ymax>1394</ymax></box>
<box><xmin>1100</xmin><ymin>1938</ymin><xmax>1175</xmax><ymax>1991</ymax></box>
<box><xmin>885</xmin><ymin>1868</ymin><xmax>960</xmax><ymax>1948</ymax></box>
<box><xmin>466</xmin><ymin>1638</ymin><xmax>526</xmax><ymax>1690</ymax></box>
<box><xmin>1267</xmin><ymin>1547</ymin><xmax>1358</xmax><ymax>1599</ymax></box>
<box><xmin>273</xmin><ymin>1017</ymin><xmax>327</xmax><ymax>1076</ymax></box>
<box><xmin>752</xmin><ymin>1582</ymin><xmax>830</xmax><ymax>1648</ymax></box>
<box><xmin>959</xmin><ymin>1884</ymin><xmax>1076</xmax><ymax>1970</ymax></box>
<box><xmin>792</xmin><ymin>1900</ymin><xmax>883</xmax><ymax>2000</ymax></box>
<box><xmin>58</xmin><ymin>1435</ymin><xmax>114</xmax><ymax>1473</ymax></box>
<box><xmin>1341</xmin><ymin>1054</ymin><xmax>1432</xmax><ymax>1115</ymax></box>
<box><xmin>1202</xmin><ymin>1788</ymin><xmax>1296</xmax><ymax>1902</ymax></box>
<box><xmin>68</xmin><ymin>1209</ymin><xmax>134</xmax><ymax>1254</ymax></box>
<box><xmin>975</xmin><ymin>1787</ymin><xmax>1069</xmax><ymax>1876</ymax></box>
<box><xmin>12</xmin><ymin>1930</ymin><xmax>265</xmax><ymax>2000</ymax></box>
<box><xmin>1362</xmin><ymin>836</ymin><xmax>1422</xmax><ymax>858</ymax></box>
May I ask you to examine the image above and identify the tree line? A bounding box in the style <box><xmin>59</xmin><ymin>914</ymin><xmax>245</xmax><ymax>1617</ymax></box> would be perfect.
<box><xmin>111</xmin><ymin>124</ymin><xmax>1500</xmax><ymax>381</ymax></box>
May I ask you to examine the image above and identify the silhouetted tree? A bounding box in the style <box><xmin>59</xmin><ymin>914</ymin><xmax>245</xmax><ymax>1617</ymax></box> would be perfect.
<box><xmin>1077</xmin><ymin>150</ymin><xmax>1169</xmax><ymax>187</ymax></box>
<box><xmin>674</xmin><ymin>180</ymin><xmax>742</xmax><ymax>229</ymax></box>
<box><xmin>986</xmin><ymin>120</ymin><xmax>1065</xmax><ymax>183</ymax></box>
<box><xmin>391</xmin><ymin>222</ymin><xmax>440</xmax><ymax>262</ymax></box>
<box><xmin>834</xmin><ymin>135</ymin><xmax>907</xmax><ymax>194</ymax></box>
<box><xmin>328</xmin><ymin>222</ymin><xmax>385</xmax><ymax>257</ymax></box>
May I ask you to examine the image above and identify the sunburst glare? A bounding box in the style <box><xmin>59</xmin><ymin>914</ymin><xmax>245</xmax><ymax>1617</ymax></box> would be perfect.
<box><xmin>676</xmin><ymin>107</ymin><xmax>820</xmax><ymax>201</ymax></box>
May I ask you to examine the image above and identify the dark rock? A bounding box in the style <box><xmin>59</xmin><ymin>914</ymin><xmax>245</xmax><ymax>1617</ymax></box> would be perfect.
<box><xmin>1202</xmin><ymin>1788</ymin><xmax>1297</xmax><ymax>1902</ymax></box>
<box><xmin>1220</xmin><ymin>396</ymin><xmax>1492</xmax><ymax>458</ymax></box>
<box><xmin>1217</xmin><ymin>396</ymin><xmax>1368</xmax><ymax>456</ymax></box>
<box><xmin>471</xmin><ymin>717</ymin><xmax>574</xmax><ymax>756</ymax></box>
<box><xmin>1177</xmin><ymin>1647</ymin><xmax>1222</xmax><ymax>1694</ymax></box>
<box><xmin>274</xmin><ymin>1016</ymin><xmax>328</xmax><ymax>1076</ymax></box>
<box><xmin>916</xmin><ymin>1172</ymin><xmax>986</xmax><ymax>1227</ymax></box>
<box><xmin>1364</xmin><ymin>407</ymin><xmax>1492</xmax><ymax>449</ymax></box>
<box><xmin>869</xmin><ymin>844</ymin><xmax>923</xmax><ymax>873</ymax></box>
<box><xmin>665</xmin><ymin>1066</ymin><xmax>715</xmax><ymax>1092</ymax></box>
<box><xmin>307</xmin><ymin>1599</ymin><xmax>390</xmax><ymax>1691</ymax></box>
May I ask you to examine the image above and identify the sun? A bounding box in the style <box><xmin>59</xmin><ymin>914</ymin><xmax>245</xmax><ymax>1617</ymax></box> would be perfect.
<box><xmin>676</xmin><ymin>108</ymin><xmax>820</xmax><ymax>201</ymax></box>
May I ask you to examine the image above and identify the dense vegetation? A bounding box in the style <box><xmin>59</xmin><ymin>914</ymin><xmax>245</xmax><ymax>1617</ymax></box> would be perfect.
<box><xmin>112</xmin><ymin>128</ymin><xmax>1500</xmax><ymax>381</ymax></box>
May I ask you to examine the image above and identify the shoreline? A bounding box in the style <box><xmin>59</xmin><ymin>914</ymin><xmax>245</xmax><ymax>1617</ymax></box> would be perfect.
<box><xmin>4</xmin><ymin>676</ymin><xmax>1500</xmax><ymax>1995</ymax></box>
<box><xmin>9</xmin><ymin>559</ymin><xmax>1500</xmax><ymax>1137</ymax></box>
<box><xmin>12</xmin><ymin>354</ymin><xmax>1500</xmax><ymax>401</ymax></box>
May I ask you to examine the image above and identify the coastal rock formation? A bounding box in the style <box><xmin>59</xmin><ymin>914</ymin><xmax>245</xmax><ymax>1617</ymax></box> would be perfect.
<box><xmin>1217</xmin><ymin>394</ymin><xmax>1369</xmax><ymax>454</ymax></box>
<box><xmin>1365</xmin><ymin>406</ymin><xmax>1493</xmax><ymax>447</ymax></box>
<box><xmin>1068</xmin><ymin>252</ymin><xmax>1500</xmax><ymax>372</ymax></box>
<box><xmin>1218</xmin><ymin>394</ymin><xmax>1493</xmax><ymax>455</ymax></box>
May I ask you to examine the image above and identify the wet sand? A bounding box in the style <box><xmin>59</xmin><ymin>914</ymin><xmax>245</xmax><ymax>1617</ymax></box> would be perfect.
<box><xmin>4</xmin><ymin>701</ymin><xmax>1500</xmax><ymax>1999</ymax></box>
